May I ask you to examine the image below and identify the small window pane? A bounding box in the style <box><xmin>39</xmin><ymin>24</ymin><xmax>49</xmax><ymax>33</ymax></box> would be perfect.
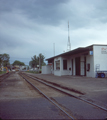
<box><xmin>56</xmin><ymin>60</ymin><xmax>60</xmax><ymax>70</ymax></box>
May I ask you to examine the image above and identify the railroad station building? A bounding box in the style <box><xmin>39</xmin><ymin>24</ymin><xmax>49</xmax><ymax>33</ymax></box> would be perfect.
<box><xmin>42</xmin><ymin>44</ymin><xmax>107</xmax><ymax>77</ymax></box>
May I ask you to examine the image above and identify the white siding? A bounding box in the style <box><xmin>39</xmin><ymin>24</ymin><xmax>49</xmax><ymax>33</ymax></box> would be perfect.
<box><xmin>61</xmin><ymin>57</ymin><xmax>69</xmax><ymax>76</ymax></box>
<box><xmin>73</xmin><ymin>58</ymin><xmax>76</xmax><ymax>75</ymax></box>
<box><xmin>80</xmin><ymin>56</ymin><xmax>85</xmax><ymax>76</ymax></box>
<box><xmin>70</xmin><ymin>57</ymin><xmax>75</xmax><ymax>76</ymax></box>
<box><xmin>54</xmin><ymin>70</ymin><xmax>61</xmax><ymax>76</ymax></box>
<box><xmin>42</xmin><ymin>65</ymin><xmax>51</xmax><ymax>74</ymax></box>
<box><xmin>86</xmin><ymin>55</ymin><xmax>94</xmax><ymax>77</ymax></box>
<box><xmin>93</xmin><ymin>45</ymin><xmax>107</xmax><ymax>77</ymax></box>
<box><xmin>54</xmin><ymin>57</ymin><xmax>61</xmax><ymax>76</ymax></box>
<box><xmin>50</xmin><ymin>45</ymin><xmax>107</xmax><ymax>77</ymax></box>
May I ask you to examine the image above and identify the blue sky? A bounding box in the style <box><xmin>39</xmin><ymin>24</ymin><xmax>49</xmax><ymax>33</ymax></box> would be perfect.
<box><xmin>0</xmin><ymin>0</ymin><xmax>107</xmax><ymax>65</ymax></box>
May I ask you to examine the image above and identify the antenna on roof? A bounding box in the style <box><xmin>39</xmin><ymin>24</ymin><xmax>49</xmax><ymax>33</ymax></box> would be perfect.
<box><xmin>67</xmin><ymin>21</ymin><xmax>71</xmax><ymax>51</ymax></box>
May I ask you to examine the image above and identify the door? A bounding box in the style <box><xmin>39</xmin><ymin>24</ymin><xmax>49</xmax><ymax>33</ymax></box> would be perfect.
<box><xmin>75</xmin><ymin>57</ymin><xmax>80</xmax><ymax>76</ymax></box>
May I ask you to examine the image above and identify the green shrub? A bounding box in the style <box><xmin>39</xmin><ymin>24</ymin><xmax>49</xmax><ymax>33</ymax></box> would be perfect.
<box><xmin>0</xmin><ymin>71</ymin><xmax>6</xmax><ymax>74</ymax></box>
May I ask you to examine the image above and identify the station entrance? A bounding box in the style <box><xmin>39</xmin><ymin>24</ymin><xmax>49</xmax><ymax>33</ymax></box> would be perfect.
<box><xmin>75</xmin><ymin>57</ymin><xmax>86</xmax><ymax>76</ymax></box>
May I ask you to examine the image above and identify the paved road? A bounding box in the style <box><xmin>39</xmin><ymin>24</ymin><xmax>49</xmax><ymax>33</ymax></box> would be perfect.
<box><xmin>0</xmin><ymin>98</ymin><xmax>69</xmax><ymax>119</ymax></box>
<box><xmin>54</xmin><ymin>96</ymin><xmax>107</xmax><ymax>119</ymax></box>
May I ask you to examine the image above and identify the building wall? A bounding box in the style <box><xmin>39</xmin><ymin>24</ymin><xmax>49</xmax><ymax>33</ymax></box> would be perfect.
<box><xmin>71</xmin><ymin>55</ymin><xmax>94</xmax><ymax>77</ymax></box>
<box><xmin>55</xmin><ymin>56</ymin><xmax>77</xmax><ymax>76</ymax></box>
<box><xmin>69</xmin><ymin>59</ymin><xmax>72</xmax><ymax>75</ymax></box>
<box><xmin>53</xmin><ymin>53</ymin><xmax>95</xmax><ymax>77</ymax></box>
<box><xmin>73</xmin><ymin>58</ymin><xmax>76</xmax><ymax>75</ymax></box>
<box><xmin>54</xmin><ymin>57</ymin><xmax>71</xmax><ymax>76</ymax></box>
<box><xmin>80</xmin><ymin>56</ymin><xmax>86</xmax><ymax>76</ymax></box>
<box><xmin>51</xmin><ymin>45</ymin><xmax>107</xmax><ymax>77</ymax></box>
<box><xmin>86</xmin><ymin>55</ymin><xmax>94</xmax><ymax>77</ymax></box>
<box><xmin>69</xmin><ymin>57</ymin><xmax>75</xmax><ymax>76</ymax></box>
<box><xmin>52</xmin><ymin>64</ymin><xmax>54</xmax><ymax>74</ymax></box>
<box><xmin>93</xmin><ymin>45</ymin><xmax>107</xmax><ymax>77</ymax></box>
<box><xmin>60</xmin><ymin>57</ymin><xmax>70</xmax><ymax>76</ymax></box>
<box><xmin>54</xmin><ymin>57</ymin><xmax>61</xmax><ymax>76</ymax></box>
<box><xmin>42</xmin><ymin>65</ymin><xmax>51</xmax><ymax>74</ymax></box>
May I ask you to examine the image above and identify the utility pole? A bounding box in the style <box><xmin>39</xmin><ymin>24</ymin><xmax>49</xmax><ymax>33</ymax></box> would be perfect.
<box><xmin>67</xmin><ymin>21</ymin><xmax>71</xmax><ymax>51</ymax></box>
<box><xmin>39</xmin><ymin>55</ymin><xmax>41</xmax><ymax>70</ymax></box>
<box><xmin>53</xmin><ymin>43</ymin><xmax>55</xmax><ymax>56</ymax></box>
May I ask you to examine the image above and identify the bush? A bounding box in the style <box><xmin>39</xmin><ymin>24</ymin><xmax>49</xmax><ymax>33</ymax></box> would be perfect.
<box><xmin>0</xmin><ymin>71</ymin><xmax>6</xmax><ymax>74</ymax></box>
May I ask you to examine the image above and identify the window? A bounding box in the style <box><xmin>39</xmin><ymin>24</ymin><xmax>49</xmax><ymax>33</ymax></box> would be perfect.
<box><xmin>63</xmin><ymin>60</ymin><xmax>67</xmax><ymax>70</ymax></box>
<box><xmin>56</xmin><ymin>60</ymin><xmax>60</xmax><ymax>70</ymax></box>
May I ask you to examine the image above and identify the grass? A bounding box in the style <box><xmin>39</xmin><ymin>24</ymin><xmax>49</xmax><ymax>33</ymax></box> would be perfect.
<box><xmin>0</xmin><ymin>71</ymin><xmax>6</xmax><ymax>74</ymax></box>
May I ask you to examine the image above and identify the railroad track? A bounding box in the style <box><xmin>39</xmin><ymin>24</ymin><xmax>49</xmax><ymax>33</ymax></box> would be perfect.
<box><xmin>25</xmin><ymin>73</ymin><xmax>85</xmax><ymax>96</ymax></box>
<box><xmin>0</xmin><ymin>72</ymin><xmax>11</xmax><ymax>82</ymax></box>
<box><xmin>19</xmin><ymin>72</ymin><xmax>107</xmax><ymax>119</ymax></box>
<box><xmin>19</xmin><ymin>72</ymin><xmax>75</xmax><ymax>119</ymax></box>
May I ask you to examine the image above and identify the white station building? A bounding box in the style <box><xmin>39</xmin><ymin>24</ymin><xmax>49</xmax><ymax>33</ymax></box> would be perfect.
<box><xmin>42</xmin><ymin>44</ymin><xmax>107</xmax><ymax>77</ymax></box>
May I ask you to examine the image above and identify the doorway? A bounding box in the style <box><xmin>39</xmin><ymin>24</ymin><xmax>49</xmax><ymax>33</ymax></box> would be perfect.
<box><xmin>75</xmin><ymin>57</ymin><xmax>80</xmax><ymax>75</ymax></box>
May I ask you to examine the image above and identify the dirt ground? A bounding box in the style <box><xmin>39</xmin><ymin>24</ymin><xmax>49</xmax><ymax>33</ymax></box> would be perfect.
<box><xmin>0</xmin><ymin>72</ymin><xmax>41</xmax><ymax>101</ymax></box>
<box><xmin>0</xmin><ymin>72</ymin><xmax>67</xmax><ymax>100</ymax></box>
<box><xmin>0</xmin><ymin>72</ymin><xmax>107</xmax><ymax>119</ymax></box>
<box><xmin>25</xmin><ymin>76</ymin><xmax>67</xmax><ymax>98</ymax></box>
<box><xmin>0</xmin><ymin>72</ymin><xmax>107</xmax><ymax>108</ymax></box>
<box><xmin>0</xmin><ymin>73</ymin><xmax>69</xmax><ymax>119</ymax></box>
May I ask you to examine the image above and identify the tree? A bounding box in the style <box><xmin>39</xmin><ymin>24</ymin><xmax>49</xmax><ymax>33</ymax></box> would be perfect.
<box><xmin>0</xmin><ymin>54</ymin><xmax>2</xmax><ymax>66</ymax></box>
<box><xmin>29</xmin><ymin>53</ymin><xmax>46</xmax><ymax>69</ymax></box>
<box><xmin>29</xmin><ymin>55</ymin><xmax>39</xmax><ymax>68</ymax></box>
<box><xmin>0</xmin><ymin>53</ymin><xmax>10</xmax><ymax>67</ymax></box>
<box><xmin>12</xmin><ymin>60</ymin><xmax>25</xmax><ymax>66</ymax></box>
<box><xmin>38</xmin><ymin>53</ymin><xmax>46</xmax><ymax>69</ymax></box>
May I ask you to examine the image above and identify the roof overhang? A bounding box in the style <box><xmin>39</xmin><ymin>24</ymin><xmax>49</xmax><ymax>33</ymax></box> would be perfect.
<box><xmin>46</xmin><ymin>44</ymin><xmax>107</xmax><ymax>63</ymax></box>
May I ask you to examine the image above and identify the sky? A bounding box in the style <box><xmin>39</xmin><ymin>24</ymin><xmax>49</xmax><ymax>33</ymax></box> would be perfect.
<box><xmin>0</xmin><ymin>0</ymin><xmax>107</xmax><ymax>65</ymax></box>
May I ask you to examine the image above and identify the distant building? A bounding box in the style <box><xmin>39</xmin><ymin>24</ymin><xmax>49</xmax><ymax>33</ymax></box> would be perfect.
<box><xmin>45</xmin><ymin>44</ymin><xmax>107</xmax><ymax>77</ymax></box>
<box><xmin>20</xmin><ymin>65</ymin><xmax>28</xmax><ymax>71</ymax></box>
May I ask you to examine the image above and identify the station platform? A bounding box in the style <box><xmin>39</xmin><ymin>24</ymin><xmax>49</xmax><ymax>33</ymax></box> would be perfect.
<box><xmin>26</xmin><ymin>73</ymin><xmax>107</xmax><ymax>109</ymax></box>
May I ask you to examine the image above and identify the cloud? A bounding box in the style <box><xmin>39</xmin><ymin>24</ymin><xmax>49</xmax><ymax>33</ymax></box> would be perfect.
<box><xmin>0</xmin><ymin>0</ymin><xmax>69</xmax><ymax>26</ymax></box>
<box><xmin>0</xmin><ymin>0</ymin><xmax>107</xmax><ymax>65</ymax></box>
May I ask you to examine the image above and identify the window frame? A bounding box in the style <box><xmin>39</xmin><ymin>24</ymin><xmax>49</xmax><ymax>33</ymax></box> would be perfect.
<box><xmin>56</xmin><ymin>60</ymin><xmax>60</xmax><ymax>70</ymax></box>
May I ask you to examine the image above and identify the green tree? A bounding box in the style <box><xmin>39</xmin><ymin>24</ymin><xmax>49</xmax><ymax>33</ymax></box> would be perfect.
<box><xmin>29</xmin><ymin>55</ymin><xmax>39</xmax><ymax>68</ymax></box>
<box><xmin>0</xmin><ymin>53</ymin><xmax>10</xmax><ymax>67</ymax></box>
<box><xmin>38</xmin><ymin>53</ymin><xmax>46</xmax><ymax>69</ymax></box>
<box><xmin>29</xmin><ymin>53</ymin><xmax>46</xmax><ymax>69</ymax></box>
<box><xmin>0</xmin><ymin>54</ymin><xmax>2</xmax><ymax>66</ymax></box>
<box><xmin>12</xmin><ymin>60</ymin><xmax>25</xmax><ymax>66</ymax></box>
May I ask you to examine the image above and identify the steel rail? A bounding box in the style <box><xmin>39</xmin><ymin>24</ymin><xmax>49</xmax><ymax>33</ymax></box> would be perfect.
<box><xmin>22</xmin><ymin>73</ymin><xmax>107</xmax><ymax>112</ymax></box>
<box><xmin>20</xmin><ymin>73</ymin><xmax>75</xmax><ymax>120</ymax></box>
<box><xmin>0</xmin><ymin>73</ymin><xmax>10</xmax><ymax>82</ymax></box>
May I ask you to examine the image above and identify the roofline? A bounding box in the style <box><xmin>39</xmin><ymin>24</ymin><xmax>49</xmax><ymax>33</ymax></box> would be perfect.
<box><xmin>46</xmin><ymin>47</ymin><xmax>84</xmax><ymax>61</ymax></box>
<box><xmin>46</xmin><ymin>44</ymin><xmax>107</xmax><ymax>61</ymax></box>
